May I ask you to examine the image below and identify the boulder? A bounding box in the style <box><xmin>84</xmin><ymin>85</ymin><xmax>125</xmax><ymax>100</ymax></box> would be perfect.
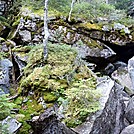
<box><xmin>125</xmin><ymin>97</ymin><xmax>134</xmax><ymax>124</ymax></box>
<box><xmin>19</xmin><ymin>30</ymin><xmax>31</xmax><ymax>42</ymax></box>
<box><xmin>104</xmin><ymin>63</ymin><xmax>115</xmax><ymax>75</ymax></box>
<box><xmin>74</xmin><ymin>76</ymin><xmax>116</xmax><ymax>134</ymax></box>
<box><xmin>28</xmin><ymin>107</ymin><xmax>78</xmax><ymax>134</ymax></box>
<box><xmin>0</xmin><ymin>59</ymin><xmax>13</xmax><ymax>94</ymax></box>
<box><xmin>2</xmin><ymin>116</ymin><xmax>22</xmax><ymax>134</ymax></box>
<box><xmin>111</xmin><ymin>67</ymin><xmax>134</xmax><ymax>95</ymax></box>
<box><xmin>90</xmin><ymin>82</ymin><xmax>125</xmax><ymax>134</ymax></box>
<box><xmin>73</xmin><ymin>41</ymin><xmax>116</xmax><ymax>60</ymax></box>
<box><xmin>128</xmin><ymin>56</ymin><xmax>134</xmax><ymax>91</ymax></box>
<box><xmin>121</xmin><ymin>124</ymin><xmax>134</xmax><ymax>134</ymax></box>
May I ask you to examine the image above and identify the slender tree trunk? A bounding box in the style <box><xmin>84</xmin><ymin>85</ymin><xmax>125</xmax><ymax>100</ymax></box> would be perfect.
<box><xmin>68</xmin><ymin>0</ymin><xmax>75</xmax><ymax>22</ymax></box>
<box><xmin>43</xmin><ymin>0</ymin><xmax>49</xmax><ymax>60</ymax></box>
<box><xmin>105</xmin><ymin>0</ymin><xmax>109</xmax><ymax>4</ymax></box>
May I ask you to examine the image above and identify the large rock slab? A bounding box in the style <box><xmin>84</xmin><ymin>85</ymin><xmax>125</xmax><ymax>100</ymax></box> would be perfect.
<box><xmin>74</xmin><ymin>77</ymin><xmax>116</xmax><ymax>134</ymax></box>
<box><xmin>128</xmin><ymin>56</ymin><xmax>134</xmax><ymax>91</ymax></box>
<box><xmin>111</xmin><ymin>67</ymin><xmax>134</xmax><ymax>95</ymax></box>
<box><xmin>121</xmin><ymin>124</ymin><xmax>134</xmax><ymax>134</ymax></box>
<box><xmin>125</xmin><ymin>97</ymin><xmax>134</xmax><ymax>124</ymax></box>
<box><xmin>2</xmin><ymin>116</ymin><xmax>22</xmax><ymax>133</ymax></box>
<box><xmin>0</xmin><ymin>59</ymin><xmax>13</xmax><ymax>94</ymax></box>
<box><xmin>90</xmin><ymin>83</ymin><xmax>125</xmax><ymax>134</ymax></box>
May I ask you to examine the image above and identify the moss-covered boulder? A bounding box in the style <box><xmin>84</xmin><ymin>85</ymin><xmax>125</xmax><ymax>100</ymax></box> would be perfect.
<box><xmin>20</xmin><ymin>43</ymin><xmax>77</xmax><ymax>92</ymax></box>
<box><xmin>16</xmin><ymin>42</ymin><xmax>100</xmax><ymax>130</ymax></box>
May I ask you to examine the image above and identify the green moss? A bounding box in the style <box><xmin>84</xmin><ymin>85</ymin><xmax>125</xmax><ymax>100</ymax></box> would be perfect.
<box><xmin>13</xmin><ymin>96</ymin><xmax>43</xmax><ymax>133</ymax></box>
<box><xmin>80</xmin><ymin>38</ymin><xmax>103</xmax><ymax>49</ymax></box>
<box><xmin>0</xmin><ymin>52</ymin><xmax>9</xmax><ymax>60</ymax></box>
<box><xmin>63</xmin><ymin>77</ymin><xmax>100</xmax><ymax>127</ymax></box>
<box><xmin>21</xmin><ymin>43</ymin><xmax>77</xmax><ymax>91</ymax></box>
<box><xmin>43</xmin><ymin>91</ymin><xmax>58</xmax><ymax>102</ymax></box>
<box><xmin>0</xmin><ymin>37</ymin><xmax>5</xmax><ymax>42</ymax></box>
<box><xmin>12</xmin><ymin>46</ymin><xmax>33</xmax><ymax>52</ymax></box>
<box><xmin>18</xmin><ymin>42</ymin><xmax>100</xmax><ymax>130</ymax></box>
<box><xmin>78</xmin><ymin>22</ymin><xmax>102</xmax><ymax>31</ymax></box>
<box><xmin>12</xmin><ymin>17</ymin><xmax>21</xmax><ymax>27</ymax></box>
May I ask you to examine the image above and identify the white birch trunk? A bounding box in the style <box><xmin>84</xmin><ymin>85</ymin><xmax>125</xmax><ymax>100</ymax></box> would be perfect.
<box><xmin>105</xmin><ymin>0</ymin><xmax>109</xmax><ymax>4</ymax></box>
<box><xmin>68</xmin><ymin>0</ymin><xmax>75</xmax><ymax>22</ymax></box>
<box><xmin>43</xmin><ymin>0</ymin><xmax>49</xmax><ymax>60</ymax></box>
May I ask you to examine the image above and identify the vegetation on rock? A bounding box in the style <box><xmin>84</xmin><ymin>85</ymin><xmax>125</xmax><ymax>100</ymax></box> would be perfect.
<box><xmin>0</xmin><ymin>0</ymin><xmax>133</xmax><ymax>133</ymax></box>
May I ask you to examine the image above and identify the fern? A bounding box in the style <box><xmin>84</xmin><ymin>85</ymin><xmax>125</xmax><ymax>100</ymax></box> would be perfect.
<box><xmin>0</xmin><ymin>93</ymin><xmax>16</xmax><ymax>120</ymax></box>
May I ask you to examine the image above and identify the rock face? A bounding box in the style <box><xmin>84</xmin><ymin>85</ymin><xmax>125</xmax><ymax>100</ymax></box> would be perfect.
<box><xmin>0</xmin><ymin>59</ymin><xmax>13</xmax><ymax>94</ymax></box>
<box><xmin>74</xmin><ymin>76</ymin><xmax>115</xmax><ymax>134</ymax></box>
<box><xmin>128</xmin><ymin>56</ymin><xmax>134</xmax><ymax>91</ymax></box>
<box><xmin>121</xmin><ymin>124</ymin><xmax>134</xmax><ymax>134</ymax></box>
<box><xmin>125</xmin><ymin>97</ymin><xmax>134</xmax><ymax>124</ymax></box>
<box><xmin>111</xmin><ymin>67</ymin><xmax>134</xmax><ymax>95</ymax></box>
<box><xmin>2</xmin><ymin>116</ymin><xmax>22</xmax><ymax>133</ymax></box>
<box><xmin>28</xmin><ymin>107</ymin><xmax>78</xmax><ymax>134</ymax></box>
<box><xmin>19</xmin><ymin>30</ymin><xmax>31</xmax><ymax>43</ymax></box>
<box><xmin>90</xmin><ymin>83</ymin><xmax>125</xmax><ymax>134</ymax></box>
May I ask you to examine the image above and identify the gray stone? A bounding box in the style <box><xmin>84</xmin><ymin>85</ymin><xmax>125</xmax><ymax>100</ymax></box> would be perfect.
<box><xmin>125</xmin><ymin>97</ymin><xmax>134</xmax><ymax>124</ymax></box>
<box><xmin>102</xmin><ymin>25</ymin><xmax>112</xmax><ymax>31</ymax></box>
<box><xmin>120</xmin><ymin>124</ymin><xmax>134</xmax><ymax>134</ymax></box>
<box><xmin>111</xmin><ymin>67</ymin><xmax>134</xmax><ymax>95</ymax></box>
<box><xmin>114</xmin><ymin>61</ymin><xmax>127</xmax><ymax>70</ymax></box>
<box><xmin>128</xmin><ymin>56</ymin><xmax>134</xmax><ymax>91</ymax></box>
<box><xmin>28</xmin><ymin>107</ymin><xmax>78</xmax><ymax>134</ymax></box>
<box><xmin>73</xmin><ymin>41</ymin><xmax>116</xmax><ymax>60</ymax></box>
<box><xmin>19</xmin><ymin>30</ymin><xmax>31</xmax><ymax>42</ymax></box>
<box><xmin>114</xmin><ymin>23</ymin><xmax>125</xmax><ymax>30</ymax></box>
<box><xmin>124</xmin><ymin>27</ymin><xmax>130</xmax><ymax>34</ymax></box>
<box><xmin>2</xmin><ymin>116</ymin><xmax>22</xmax><ymax>133</ymax></box>
<box><xmin>0</xmin><ymin>59</ymin><xmax>13</xmax><ymax>94</ymax></box>
<box><xmin>90</xmin><ymin>82</ymin><xmax>125</xmax><ymax>134</ymax></box>
<box><xmin>104</xmin><ymin>63</ymin><xmax>115</xmax><ymax>75</ymax></box>
<box><xmin>74</xmin><ymin>77</ymin><xmax>115</xmax><ymax>134</ymax></box>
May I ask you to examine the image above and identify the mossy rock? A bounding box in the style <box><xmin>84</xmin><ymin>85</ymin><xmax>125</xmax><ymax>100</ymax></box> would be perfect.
<box><xmin>43</xmin><ymin>91</ymin><xmax>58</xmax><ymax>102</ymax></box>
<box><xmin>12</xmin><ymin>46</ymin><xmax>33</xmax><ymax>52</ymax></box>
<box><xmin>78</xmin><ymin>22</ymin><xmax>102</xmax><ymax>31</ymax></box>
<box><xmin>20</xmin><ymin>42</ymin><xmax>77</xmax><ymax>92</ymax></box>
<box><xmin>13</xmin><ymin>96</ymin><xmax>43</xmax><ymax>133</ymax></box>
<box><xmin>18</xmin><ymin>42</ymin><xmax>100</xmax><ymax>129</ymax></box>
<box><xmin>7</xmin><ymin>28</ymin><xmax>17</xmax><ymax>39</ymax></box>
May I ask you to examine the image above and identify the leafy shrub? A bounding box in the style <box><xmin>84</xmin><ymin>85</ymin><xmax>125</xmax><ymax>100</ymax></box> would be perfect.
<box><xmin>70</xmin><ymin>1</ymin><xmax>117</xmax><ymax>20</ymax></box>
<box><xmin>99</xmin><ymin>3</ymin><xmax>115</xmax><ymax>15</ymax></box>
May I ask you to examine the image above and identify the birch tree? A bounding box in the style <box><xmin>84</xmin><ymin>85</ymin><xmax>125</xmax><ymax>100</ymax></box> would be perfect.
<box><xmin>43</xmin><ymin>0</ymin><xmax>50</xmax><ymax>60</ymax></box>
<box><xmin>68</xmin><ymin>0</ymin><xmax>76</xmax><ymax>22</ymax></box>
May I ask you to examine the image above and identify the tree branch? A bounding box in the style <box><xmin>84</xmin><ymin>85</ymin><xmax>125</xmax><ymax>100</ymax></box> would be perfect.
<box><xmin>43</xmin><ymin>0</ymin><xmax>50</xmax><ymax>60</ymax></box>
